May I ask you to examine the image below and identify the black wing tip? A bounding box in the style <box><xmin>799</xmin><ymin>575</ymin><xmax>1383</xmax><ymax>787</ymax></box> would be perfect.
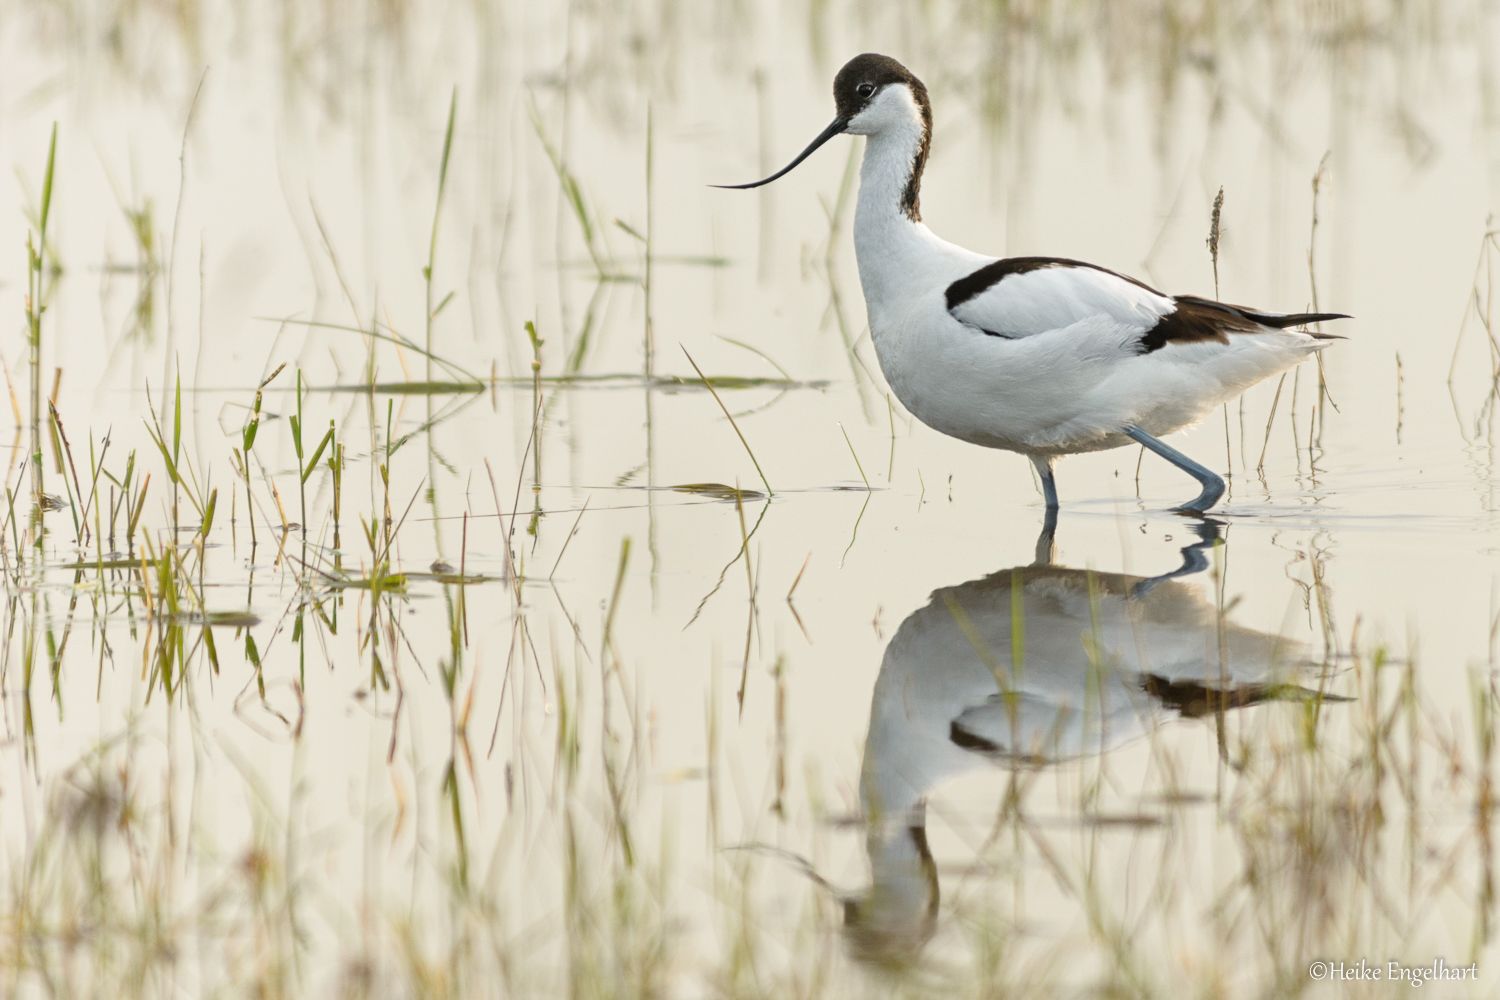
<box><xmin>1287</xmin><ymin>311</ymin><xmax>1352</xmax><ymax>322</ymax></box>
<box><xmin>1260</xmin><ymin>311</ymin><xmax>1352</xmax><ymax>331</ymax></box>
<box><xmin>1173</xmin><ymin>295</ymin><xmax>1352</xmax><ymax>329</ymax></box>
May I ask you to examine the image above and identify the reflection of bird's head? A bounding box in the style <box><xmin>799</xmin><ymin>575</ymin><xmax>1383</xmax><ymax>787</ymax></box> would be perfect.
<box><xmin>842</xmin><ymin>818</ymin><xmax>939</xmax><ymax>969</ymax></box>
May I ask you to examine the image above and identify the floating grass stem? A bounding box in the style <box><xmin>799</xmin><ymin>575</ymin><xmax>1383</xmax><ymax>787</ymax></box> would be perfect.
<box><xmin>838</xmin><ymin>422</ymin><xmax>871</xmax><ymax>490</ymax></box>
<box><xmin>680</xmin><ymin>347</ymin><xmax>772</xmax><ymax>497</ymax></box>
<box><xmin>714</xmin><ymin>335</ymin><xmax>792</xmax><ymax>381</ymax></box>
<box><xmin>267</xmin><ymin>318</ymin><xmax>480</xmax><ymax>386</ymax></box>
<box><xmin>548</xmin><ymin>497</ymin><xmax>590</xmax><ymax>581</ymax></box>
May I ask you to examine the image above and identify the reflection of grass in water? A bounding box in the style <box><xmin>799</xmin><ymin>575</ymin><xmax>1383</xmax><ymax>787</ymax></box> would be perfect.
<box><xmin>97</xmin><ymin>184</ymin><xmax>159</xmax><ymax>347</ymax></box>
<box><xmin>1448</xmin><ymin>225</ymin><xmax>1500</xmax><ymax>450</ymax></box>
<box><xmin>17</xmin><ymin>431</ymin><xmax>1458</xmax><ymax>995</ymax></box>
<box><xmin>530</xmin><ymin>97</ymin><xmax>621</xmax><ymax>282</ymax></box>
<box><xmin>2</xmin><ymin>346</ymin><xmax>1495</xmax><ymax>996</ymax></box>
<box><xmin>4</xmin><ymin>600</ymin><xmax>1496</xmax><ymax>994</ymax></box>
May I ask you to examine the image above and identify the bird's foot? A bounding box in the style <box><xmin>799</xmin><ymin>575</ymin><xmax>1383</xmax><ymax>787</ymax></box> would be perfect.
<box><xmin>1121</xmin><ymin>424</ymin><xmax>1226</xmax><ymax>514</ymax></box>
<box><xmin>1169</xmin><ymin>480</ymin><xmax>1226</xmax><ymax>515</ymax></box>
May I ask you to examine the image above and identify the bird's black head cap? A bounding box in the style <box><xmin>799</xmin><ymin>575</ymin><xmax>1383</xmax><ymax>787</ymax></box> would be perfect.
<box><xmin>833</xmin><ymin>54</ymin><xmax>932</xmax><ymax>220</ymax></box>
<box><xmin>833</xmin><ymin>54</ymin><xmax>928</xmax><ymax>120</ymax></box>
<box><xmin>715</xmin><ymin>53</ymin><xmax>932</xmax><ymax>221</ymax></box>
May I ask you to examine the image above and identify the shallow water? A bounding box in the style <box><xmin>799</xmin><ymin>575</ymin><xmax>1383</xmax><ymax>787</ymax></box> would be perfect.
<box><xmin>2</xmin><ymin>1</ymin><xmax>1499</xmax><ymax>996</ymax></box>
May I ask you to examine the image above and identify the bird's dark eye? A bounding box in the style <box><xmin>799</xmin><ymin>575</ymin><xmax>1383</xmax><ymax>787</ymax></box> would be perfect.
<box><xmin>856</xmin><ymin>82</ymin><xmax>875</xmax><ymax>98</ymax></box>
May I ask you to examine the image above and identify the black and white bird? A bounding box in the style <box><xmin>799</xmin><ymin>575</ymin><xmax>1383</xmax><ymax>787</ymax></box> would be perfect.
<box><xmin>720</xmin><ymin>54</ymin><xmax>1349</xmax><ymax>512</ymax></box>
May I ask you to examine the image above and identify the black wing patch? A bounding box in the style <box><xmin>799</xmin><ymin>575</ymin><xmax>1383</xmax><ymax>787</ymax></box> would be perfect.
<box><xmin>1140</xmin><ymin>296</ymin><xmax>1351</xmax><ymax>354</ymax></box>
<box><xmin>1172</xmin><ymin>295</ymin><xmax>1351</xmax><ymax>331</ymax></box>
<box><xmin>943</xmin><ymin>258</ymin><xmax>1352</xmax><ymax>351</ymax></box>
<box><xmin>945</xmin><ymin>256</ymin><xmax>1165</xmax><ymax>312</ymax></box>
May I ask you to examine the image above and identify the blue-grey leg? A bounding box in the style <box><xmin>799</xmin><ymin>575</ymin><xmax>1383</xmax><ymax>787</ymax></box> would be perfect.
<box><xmin>1121</xmin><ymin>425</ymin><xmax>1225</xmax><ymax>513</ymax></box>
<box><xmin>1030</xmin><ymin>455</ymin><xmax>1059</xmax><ymax>509</ymax></box>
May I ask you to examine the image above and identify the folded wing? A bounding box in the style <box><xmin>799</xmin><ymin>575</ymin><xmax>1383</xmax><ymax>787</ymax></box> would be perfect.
<box><xmin>946</xmin><ymin>257</ymin><xmax>1350</xmax><ymax>351</ymax></box>
<box><xmin>946</xmin><ymin>257</ymin><xmax>1173</xmax><ymax>340</ymax></box>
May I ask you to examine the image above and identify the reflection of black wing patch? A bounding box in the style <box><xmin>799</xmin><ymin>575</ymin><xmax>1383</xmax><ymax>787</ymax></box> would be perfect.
<box><xmin>949</xmin><ymin>718</ymin><xmax>1000</xmax><ymax>753</ymax></box>
<box><xmin>1141</xmin><ymin>673</ymin><xmax>1352</xmax><ymax>718</ymax></box>
<box><xmin>949</xmin><ymin>694</ymin><xmax>1065</xmax><ymax>756</ymax></box>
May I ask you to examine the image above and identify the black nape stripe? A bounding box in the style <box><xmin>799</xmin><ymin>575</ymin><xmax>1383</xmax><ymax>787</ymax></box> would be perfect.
<box><xmin>833</xmin><ymin>54</ymin><xmax>933</xmax><ymax>222</ymax></box>
<box><xmin>945</xmin><ymin>256</ymin><xmax>1165</xmax><ymax>312</ymax></box>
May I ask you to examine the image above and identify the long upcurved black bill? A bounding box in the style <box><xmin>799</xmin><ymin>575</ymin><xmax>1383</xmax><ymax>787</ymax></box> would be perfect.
<box><xmin>712</xmin><ymin>116</ymin><xmax>849</xmax><ymax>189</ymax></box>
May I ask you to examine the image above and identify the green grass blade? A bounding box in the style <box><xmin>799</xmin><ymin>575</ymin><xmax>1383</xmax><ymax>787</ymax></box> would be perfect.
<box><xmin>39</xmin><ymin>123</ymin><xmax>57</xmax><ymax>241</ymax></box>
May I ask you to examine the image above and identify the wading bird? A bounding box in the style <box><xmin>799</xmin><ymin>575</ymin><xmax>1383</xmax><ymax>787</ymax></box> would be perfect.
<box><xmin>719</xmin><ymin>54</ymin><xmax>1347</xmax><ymax>512</ymax></box>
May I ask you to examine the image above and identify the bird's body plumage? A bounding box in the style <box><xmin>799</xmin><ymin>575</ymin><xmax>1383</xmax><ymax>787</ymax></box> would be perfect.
<box><xmin>721</xmin><ymin>53</ymin><xmax>1348</xmax><ymax>511</ymax></box>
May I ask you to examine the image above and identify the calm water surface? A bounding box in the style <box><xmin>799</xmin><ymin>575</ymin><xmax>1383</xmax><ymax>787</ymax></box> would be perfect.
<box><xmin>1</xmin><ymin>1</ymin><xmax>1498</xmax><ymax>996</ymax></box>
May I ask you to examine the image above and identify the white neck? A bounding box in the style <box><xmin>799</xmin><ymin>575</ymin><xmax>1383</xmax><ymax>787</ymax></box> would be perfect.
<box><xmin>848</xmin><ymin>89</ymin><xmax>983</xmax><ymax>334</ymax></box>
<box><xmin>853</xmin><ymin>133</ymin><xmax>934</xmax><ymax>329</ymax></box>
<box><xmin>855</xmin><ymin>112</ymin><xmax>925</xmax><ymax>221</ymax></box>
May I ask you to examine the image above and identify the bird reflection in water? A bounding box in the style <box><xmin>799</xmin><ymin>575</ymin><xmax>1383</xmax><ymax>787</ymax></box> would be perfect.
<box><xmin>845</xmin><ymin>517</ymin><xmax>1338</xmax><ymax>967</ymax></box>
